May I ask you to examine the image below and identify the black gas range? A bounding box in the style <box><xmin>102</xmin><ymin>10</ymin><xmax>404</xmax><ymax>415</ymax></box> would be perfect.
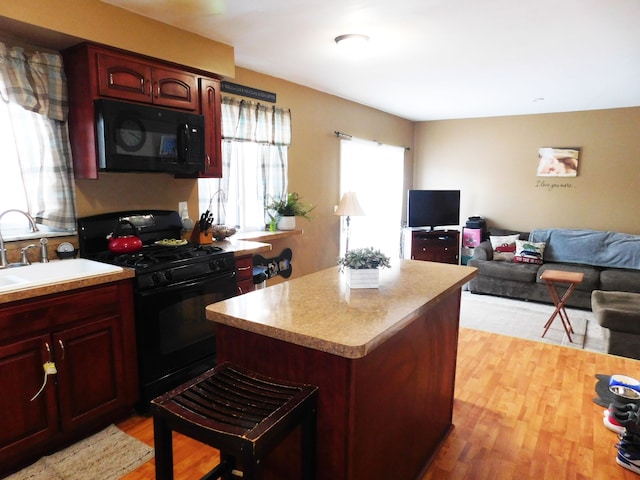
<box><xmin>77</xmin><ymin>210</ymin><xmax>238</xmax><ymax>408</ymax></box>
<box><xmin>92</xmin><ymin>242</ymin><xmax>235</xmax><ymax>290</ymax></box>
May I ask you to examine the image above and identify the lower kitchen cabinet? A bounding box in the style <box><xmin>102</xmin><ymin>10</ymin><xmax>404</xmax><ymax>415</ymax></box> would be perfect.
<box><xmin>0</xmin><ymin>280</ymin><xmax>138</xmax><ymax>477</ymax></box>
<box><xmin>235</xmin><ymin>254</ymin><xmax>254</xmax><ymax>295</ymax></box>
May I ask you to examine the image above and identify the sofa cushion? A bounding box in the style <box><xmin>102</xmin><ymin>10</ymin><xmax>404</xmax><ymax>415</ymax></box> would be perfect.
<box><xmin>537</xmin><ymin>263</ymin><xmax>600</xmax><ymax>292</ymax></box>
<box><xmin>471</xmin><ymin>241</ymin><xmax>493</xmax><ymax>261</ymax></box>
<box><xmin>514</xmin><ymin>240</ymin><xmax>545</xmax><ymax>265</ymax></box>
<box><xmin>600</xmin><ymin>268</ymin><xmax>640</xmax><ymax>293</ymax></box>
<box><xmin>489</xmin><ymin>234</ymin><xmax>519</xmax><ymax>261</ymax></box>
<box><xmin>592</xmin><ymin>290</ymin><xmax>640</xmax><ymax>334</ymax></box>
<box><xmin>489</xmin><ymin>228</ymin><xmax>529</xmax><ymax>240</ymax></box>
<box><xmin>468</xmin><ymin>259</ymin><xmax>539</xmax><ymax>283</ymax></box>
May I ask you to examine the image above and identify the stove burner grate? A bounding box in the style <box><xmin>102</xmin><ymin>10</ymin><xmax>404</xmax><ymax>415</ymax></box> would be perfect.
<box><xmin>94</xmin><ymin>244</ymin><xmax>224</xmax><ymax>270</ymax></box>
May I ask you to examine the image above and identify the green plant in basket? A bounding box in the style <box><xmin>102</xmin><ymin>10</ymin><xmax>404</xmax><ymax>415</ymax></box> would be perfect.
<box><xmin>338</xmin><ymin>247</ymin><xmax>391</xmax><ymax>271</ymax></box>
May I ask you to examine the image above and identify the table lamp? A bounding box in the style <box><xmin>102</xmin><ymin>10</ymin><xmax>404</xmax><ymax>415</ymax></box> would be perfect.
<box><xmin>335</xmin><ymin>191</ymin><xmax>365</xmax><ymax>255</ymax></box>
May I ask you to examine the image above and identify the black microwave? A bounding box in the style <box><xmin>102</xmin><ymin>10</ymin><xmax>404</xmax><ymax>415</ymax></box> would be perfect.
<box><xmin>95</xmin><ymin>99</ymin><xmax>206</xmax><ymax>174</ymax></box>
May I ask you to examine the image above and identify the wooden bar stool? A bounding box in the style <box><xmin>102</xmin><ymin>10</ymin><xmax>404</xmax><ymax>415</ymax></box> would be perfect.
<box><xmin>151</xmin><ymin>362</ymin><xmax>318</xmax><ymax>480</ymax></box>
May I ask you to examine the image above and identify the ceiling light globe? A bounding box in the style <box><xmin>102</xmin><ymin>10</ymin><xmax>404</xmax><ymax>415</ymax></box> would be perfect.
<box><xmin>334</xmin><ymin>34</ymin><xmax>370</xmax><ymax>54</ymax></box>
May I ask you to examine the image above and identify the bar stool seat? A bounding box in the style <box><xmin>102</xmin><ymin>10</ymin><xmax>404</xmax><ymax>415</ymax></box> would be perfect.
<box><xmin>151</xmin><ymin>362</ymin><xmax>318</xmax><ymax>480</ymax></box>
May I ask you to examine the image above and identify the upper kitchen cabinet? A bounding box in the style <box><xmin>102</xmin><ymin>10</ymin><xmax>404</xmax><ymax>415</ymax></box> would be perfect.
<box><xmin>62</xmin><ymin>43</ymin><xmax>221</xmax><ymax>179</ymax></box>
<box><xmin>198</xmin><ymin>78</ymin><xmax>223</xmax><ymax>178</ymax></box>
<box><xmin>96</xmin><ymin>51</ymin><xmax>198</xmax><ymax>111</ymax></box>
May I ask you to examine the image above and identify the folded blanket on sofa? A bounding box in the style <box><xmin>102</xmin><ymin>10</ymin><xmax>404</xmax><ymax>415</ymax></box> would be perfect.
<box><xmin>529</xmin><ymin>228</ymin><xmax>640</xmax><ymax>270</ymax></box>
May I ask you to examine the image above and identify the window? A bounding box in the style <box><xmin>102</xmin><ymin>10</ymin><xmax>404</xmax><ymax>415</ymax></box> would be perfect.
<box><xmin>339</xmin><ymin>138</ymin><xmax>405</xmax><ymax>259</ymax></box>
<box><xmin>0</xmin><ymin>43</ymin><xmax>76</xmax><ymax>240</ymax></box>
<box><xmin>198</xmin><ymin>97</ymin><xmax>290</xmax><ymax>232</ymax></box>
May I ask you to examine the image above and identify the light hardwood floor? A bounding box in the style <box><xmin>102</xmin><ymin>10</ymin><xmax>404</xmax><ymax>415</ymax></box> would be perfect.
<box><xmin>118</xmin><ymin>328</ymin><xmax>640</xmax><ymax>479</ymax></box>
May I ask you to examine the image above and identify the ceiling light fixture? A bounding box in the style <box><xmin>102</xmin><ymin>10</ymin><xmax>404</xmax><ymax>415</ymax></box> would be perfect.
<box><xmin>334</xmin><ymin>34</ymin><xmax>370</xmax><ymax>52</ymax></box>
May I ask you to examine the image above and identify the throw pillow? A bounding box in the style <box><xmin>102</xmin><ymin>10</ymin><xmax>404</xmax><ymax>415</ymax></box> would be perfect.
<box><xmin>514</xmin><ymin>240</ymin><xmax>545</xmax><ymax>264</ymax></box>
<box><xmin>489</xmin><ymin>234</ymin><xmax>519</xmax><ymax>261</ymax></box>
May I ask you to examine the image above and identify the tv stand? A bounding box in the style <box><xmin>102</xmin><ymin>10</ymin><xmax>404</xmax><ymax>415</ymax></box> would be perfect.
<box><xmin>404</xmin><ymin>229</ymin><xmax>460</xmax><ymax>264</ymax></box>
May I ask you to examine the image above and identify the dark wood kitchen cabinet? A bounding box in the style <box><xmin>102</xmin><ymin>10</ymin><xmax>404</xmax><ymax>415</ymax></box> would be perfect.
<box><xmin>235</xmin><ymin>254</ymin><xmax>254</xmax><ymax>295</ymax></box>
<box><xmin>198</xmin><ymin>77</ymin><xmax>223</xmax><ymax>178</ymax></box>
<box><xmin>62</xmin><ymin>43</ymin><xmax>222</xmax><ymax>179</ymax></box>
<box><xmin>95</xmin><ymin>51</ymin><xmax>198</xmax><ymax>110</ymax></box>
<box><xmin>0</xmin><ymin>280</ymin><xmax>138</xmax><ymax>477</ymax></box>
<box><xmin>406</xmin><ymin>229</ymin><xmax>460</xmax><ymax>264</ymax></box>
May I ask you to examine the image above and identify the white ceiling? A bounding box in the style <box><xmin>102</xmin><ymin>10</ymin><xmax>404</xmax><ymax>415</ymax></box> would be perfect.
<box><xmin>102</xmin><ymin>0</ymin><xmax>640</xmax><ymax>121</ymax></box>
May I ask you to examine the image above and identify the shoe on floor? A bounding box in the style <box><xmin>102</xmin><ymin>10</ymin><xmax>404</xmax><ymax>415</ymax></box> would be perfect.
<box><xmin>610</xmin><ymin>402</ymin><xmax>639</xmax><ymax>415</ymax></box>
<box><xmin>604</xmin><ymin>410</ymin><xmax>626</xmax><ymax>435</ymax></box>
<box><xmin>617</xmin><ymin>449</ymin><xmax>640</xmax><ymax>475</ymax></box>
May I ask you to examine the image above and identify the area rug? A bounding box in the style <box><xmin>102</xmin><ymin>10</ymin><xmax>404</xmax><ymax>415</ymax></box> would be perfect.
<box><xmin>459</xmin><ymin>290</ymin><xmax>600</xmax><ymax>350</ymax></box>
<box><xmin>6</xmin><ymin>424</ymin><xmax>153</xmax><ymax>480</ymax></box>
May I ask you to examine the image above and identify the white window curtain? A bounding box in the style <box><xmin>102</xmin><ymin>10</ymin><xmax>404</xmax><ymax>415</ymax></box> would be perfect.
<box><xmin>198</xmin><ymin>97</ymin><xmax>290</xmax><ymax>231</ymax></box>
<box><xmin>339</xmin><ymin>138</ymin><xmax>405</xmax><ymax>259</ymax></box>
<box><xmin>0</xmin><ymin>42</ymin><xmax>76</xmax><ymax>232</ymax></box>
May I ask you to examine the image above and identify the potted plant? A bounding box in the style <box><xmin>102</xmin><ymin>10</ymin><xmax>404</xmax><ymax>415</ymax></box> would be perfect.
<box><xmin>337</xmin><ymin>247</ymin><xmax>391</xmax><ymax>289</ymax></box>
<box><xmin>267</xmin><ymin>192</ymin><xmax>315</xmax><ymax>230</ymax></box>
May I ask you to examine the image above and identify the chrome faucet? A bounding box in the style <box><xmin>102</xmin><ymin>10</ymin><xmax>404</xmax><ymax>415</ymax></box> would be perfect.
<box><xmin>0</xmin><ymin>209</ymin><xmax>39</xmax><ymax>269</ymax></box>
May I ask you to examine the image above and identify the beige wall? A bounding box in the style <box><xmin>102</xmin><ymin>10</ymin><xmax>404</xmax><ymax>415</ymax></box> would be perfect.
<box><xmin>0</xmin><ymin>0</ymin><xmax>234</xmax><ymax>76</ymax></box>
<box><xmin>231</xmin><ymin>68</ymin><xmax>415</xmax><ymax>276</ymax></box>
<box><xmin>414</xmin><ymin>108</ymin><xmax>640</xmax><ymax>235</ymax></box>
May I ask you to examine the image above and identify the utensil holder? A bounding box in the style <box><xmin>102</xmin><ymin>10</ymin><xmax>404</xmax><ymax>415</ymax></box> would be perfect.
<box><xmin>189</xmin><ymin>224</ymin><xmax>213</xmax><ymax>244</ymax></box>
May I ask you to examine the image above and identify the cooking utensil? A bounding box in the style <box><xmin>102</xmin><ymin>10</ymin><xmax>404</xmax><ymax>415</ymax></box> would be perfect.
<box><xmin>108</xmin><ymin>220</ymin><xmax>143</xmax><ymax>254</ymax></box>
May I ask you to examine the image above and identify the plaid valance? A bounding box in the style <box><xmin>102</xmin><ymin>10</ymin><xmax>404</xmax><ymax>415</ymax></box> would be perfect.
<box><xmin>221</xmin><ymin>96</ymin><xmax>291</xmax><ymax>146</ymax></box>
<box><xmin>0</xmin><ymin>43</ymin><xmax>68</xmax><ymax>122</ymax></box>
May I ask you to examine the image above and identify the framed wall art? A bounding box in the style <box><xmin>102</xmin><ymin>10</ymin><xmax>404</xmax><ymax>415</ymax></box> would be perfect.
<box><xmin>536</xmin><ymin>147</ymin><xmax>580</xmax><ymax>177</ymax></box>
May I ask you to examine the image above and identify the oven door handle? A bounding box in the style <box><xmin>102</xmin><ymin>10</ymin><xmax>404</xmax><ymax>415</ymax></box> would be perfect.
<box><xmin>138</xmin><ymin>271</ymin><xmax>237</xmax><ymax>297</ymax></box>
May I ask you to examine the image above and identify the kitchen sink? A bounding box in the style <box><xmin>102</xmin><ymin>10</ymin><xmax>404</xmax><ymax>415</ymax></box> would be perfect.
<box><xmin>0</xmin><ymin>258</ymin><xmax>123</xmax><ymax>293</ymax></box>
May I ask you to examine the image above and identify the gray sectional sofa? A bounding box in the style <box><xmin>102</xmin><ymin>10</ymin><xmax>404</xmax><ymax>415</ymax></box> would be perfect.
<box><xmin>467</xmin><ymin>228</ymin><xmax>640</xmax><ymax>309</ymax></box>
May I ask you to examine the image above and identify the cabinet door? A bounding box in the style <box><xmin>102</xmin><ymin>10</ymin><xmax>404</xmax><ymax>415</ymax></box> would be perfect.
<box><xmin>411</xmin><ymin>232</ymin><xmax>459</xmax><ymax>264</ymax></box>
<box><xmin>0</xmin><ymin>335</ymin><xmax>58</xmax><ymax>470</ymax></box>
<box><xmin>96</xmin><ymin>52</ymin><xmax>152</xmax><ymax>103</ymax></box>
<box><xmin>54</xmin><ymin>316</ymin><xmax>126</xmax><ymax>431</ymax></box>
<box><xmin>198</xmin><ymin>77</ymin><xmax>223</xmax><ymax>177</ymax></box>
<box><xmin>153</xmin><ymin>67</ymin><xmax>199</xmax><ymax>110</ymax></box>
<box><xmin>96</xmin><ymin>53</ymin><xmax>198</xmax><ymax>110</ymax></box>
<box><xmin>235</xmin><ymin>255</ymin><xmax>254</xmax><ymax>295</ymax></box>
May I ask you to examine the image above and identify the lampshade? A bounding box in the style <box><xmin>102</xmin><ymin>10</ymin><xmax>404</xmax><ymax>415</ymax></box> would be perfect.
<box><xmin>335</xmin><ymin>192</ymin><xmax>365</xmax><ymax>217</ymax></box>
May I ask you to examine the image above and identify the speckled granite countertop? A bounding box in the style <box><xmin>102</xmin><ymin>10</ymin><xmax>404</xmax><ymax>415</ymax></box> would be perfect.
<box><xmin>206</xmin><ymin>260</ymin><xmax>477</xmax><ymax>359</ymax></box>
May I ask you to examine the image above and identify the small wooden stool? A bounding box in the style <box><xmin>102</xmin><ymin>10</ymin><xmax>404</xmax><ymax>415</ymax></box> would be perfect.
<box><xmin>540</xmin><ymin>269</ymin><xmax>584</xmax><ymax>342</ymax></box>
<box><xmin>151</xmin><ymin>362</ymin><xmax>318</xmax><ymax>480</ymax></box>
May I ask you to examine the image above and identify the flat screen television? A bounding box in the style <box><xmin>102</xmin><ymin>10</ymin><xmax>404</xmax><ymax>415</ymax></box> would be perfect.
<box><xmin>407</xmin><ymin>190</ymin><xmax>460</xmax><ymax>229</ymax></box>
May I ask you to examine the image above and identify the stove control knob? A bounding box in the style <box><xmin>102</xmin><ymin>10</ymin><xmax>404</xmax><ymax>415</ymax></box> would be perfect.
<box><xmin>165</xmin><ymin>271</ymin><xmax>173</xmax><ymax>282</ymax></box>
<box><xmin>151</xmin><ymin>272</ymin><xmax>163</xmax><ymax>285</ymax></box>
<box><xmin>209</xmin><ymin>259</ymin><xmax>221</xmax><ymax>272</ymax></box>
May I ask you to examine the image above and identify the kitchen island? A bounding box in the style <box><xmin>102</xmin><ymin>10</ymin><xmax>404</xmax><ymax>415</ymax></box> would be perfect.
<box><xmin>206</xmin><ymin>259</ymin><xmax>476</xmax><ymax>480</ymax></box>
